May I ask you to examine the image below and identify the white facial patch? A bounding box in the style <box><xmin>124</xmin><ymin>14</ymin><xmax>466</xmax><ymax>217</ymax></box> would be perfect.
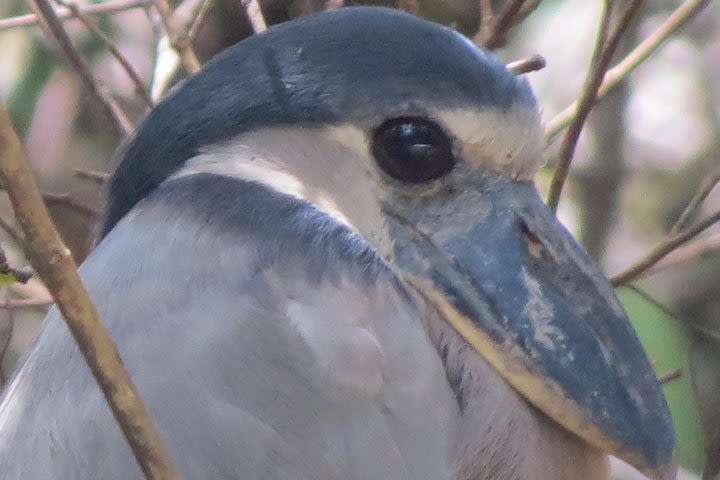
<box><xmin>170</xmin><ymin>127</ymin><xmax>396</xmax><ymax>259</ymax></box>
<box><xmin>437</xmin><ymin>103</ymin><xmax>545</xmax><ymax>180</ymax></box>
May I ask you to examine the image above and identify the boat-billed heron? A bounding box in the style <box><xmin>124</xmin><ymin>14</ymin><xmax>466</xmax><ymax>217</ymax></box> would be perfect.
<box><xmin>0</xmin><ymin>6</ymin><xmax>675</xmax><ymax>480</ymax></box>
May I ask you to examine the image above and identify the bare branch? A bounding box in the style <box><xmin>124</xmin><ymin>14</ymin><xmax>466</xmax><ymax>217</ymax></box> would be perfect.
<box><xmin>623</xmin><ymin>284</ymin><xmax>682</xmax><ymax>325</ymax></box>
<box><xmin>0</xmin><ymin>104</ymin><xmax>181</xmax><ymax>480</ymax></box>
<box><xmin>28</xmin><ymin>0</ymin><xmax>133</xmax><ymax>137</ymax></box>
<box><xmin>547</xmin><ymin>0</ymin><xmax>643</xmax><ymax>212</ymax></box>
<box><xmin>0</xmin><ymin>0</ymin><xmax>149</xmax><ymax>31</ymax></box>
<box><xmin>507</xmin><ymin>54</ymin><xmax>546</xmax><ymax>75</ymax></box>
<box><xmin>0</xmin><ymin>297</ymin><xmax>54</xmax><ymax>309</ymax></box>
<box><xmin>184</xmin><ymin>0</ymin><xmax>213</xmax><ymax>42</ymax></box>
<box><xmin>242</xmin><ymin>0</ymin><xmax>267</xmax><ymax>33</ymax></box>
<box><xmin>645</xmin><ymin>232</ymin><xmax>720</xmax><ymax>276</ymax></box>
<box><xmin>42</xmin><ymin>192</ymin><xmax>102</xmax><ymax>217</ymax></box>
<box><xmin>53</xmin><ymin>0</ymin><xmax>153</xmax><ymax>108</ymax></box>
<box><xmin>671</xmin><ymin>165</ymin><xmax>720</xmax><ymax>234</ymax></box>
<box><xmin>0</xmin><ymin>216</ymin><xmax>24</xmax><ymax>245</ymax></box>
<box><xmin>658</xmin><ymin>368</ymin><xmax>682</xmax><ymax>385</ymax></box>
<box><xmin>0</xmin><ymin>291</ymin><xmax>16</xmax><ymax>388</ymax></box>
<box><xmin>546</xmin><ymin>0</ymin><xmax>712</xmax><ymax>140</ymax></box>
<box><xmin>149</xmin><ymin>0</ymin><xmax>212</xmax><ymax>100</ymax></box>
<box><xmin>516</xmin><ymin>0</ymin><xmax>543</xmax><ymax>21</ymax></box>
<box><xmin>612</xmin><ymin>210</ymin><xmax>720</xmax><ymax>286</ymax></box>
<box><xmin>153</xmin><ymin>0</ymin><xmax>202</xmax><ymax>73</ymax></box>
<box><xmin>476</xmin><ymin>0</ymin><xmax>526</xmax><ymax>49</ymax></box>
<box><xmin>477</xmin><ymin>0</ymin><xmax>495</xmax><ymax>43</ymax></box>
<box><xmin>74</xmin><ymin>168</ymin><xmax>111</xmax><ymax>184</ymax></box>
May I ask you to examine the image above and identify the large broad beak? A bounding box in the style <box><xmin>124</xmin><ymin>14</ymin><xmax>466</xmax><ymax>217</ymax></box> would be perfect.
<box><xmin>384</xmin><ymin>174</ymin><xmax>676</xmax><ymax>480</ymax></box>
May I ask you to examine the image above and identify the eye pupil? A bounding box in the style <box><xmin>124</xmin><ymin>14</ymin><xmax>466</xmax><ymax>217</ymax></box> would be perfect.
<box><xmin>371</xmin><ymin>117</ymin><xmax>455</xmax><ymax>183</ymax></box>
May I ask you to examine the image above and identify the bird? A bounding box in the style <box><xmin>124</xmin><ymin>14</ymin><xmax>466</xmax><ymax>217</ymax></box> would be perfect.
<box><xmin>0</xmin><ymin>6</ymin><xmax>675</xmax><ymax>480</ymax></box>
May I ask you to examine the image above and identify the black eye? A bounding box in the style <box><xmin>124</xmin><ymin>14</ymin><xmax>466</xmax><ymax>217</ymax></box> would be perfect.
<box><xmin>371</xmin><ymin>117</ymin><xmax>455</xmax><ymax>184</ymax></box>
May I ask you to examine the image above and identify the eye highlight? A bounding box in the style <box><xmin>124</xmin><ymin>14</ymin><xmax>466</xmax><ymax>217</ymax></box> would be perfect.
<box><xmin>371</xmin><ymin>117</ymin><xmax>455</xmax><ymax>184</ymax></box>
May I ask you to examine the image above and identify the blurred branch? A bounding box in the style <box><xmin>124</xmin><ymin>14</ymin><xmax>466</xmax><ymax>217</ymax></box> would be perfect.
<box><xmin>149</xmin><ymin>0</ymin><xmax>211</xmax><ymax>100</ymax></box>
<box><xmin>42</xmin><ymin>192</ymin><xmax>101</xmax><ymax>217</ymax></box>
<box><xmin>0</xmin><ymin>0</ymin><xmax>149</xmax><ymax>31</ymax></box>
<box><xmin>242</xmin><ymin>0</ymin><xmax>267</xmax><ymax>33</ymax></box>
<box><xmin>624</xmin><ymin>284</ymin><xmax>683</xmax><ymax>325</ymax></box>
<box><xmin>0</xmin><ymin>216</ymin><xmax>24</xmax><ymax>245</ymax></box>
<box><xmin>0</xmin><ymin>291</ymin><xmax>16</xmax><ymax>388</ymax></box>
<box><xmin>397</xmin><ymin>0</ymin><xmax>420</xmax><ymax>15</ymax></box>
<box><xmin>477</xmin><ymin>0</ymin><xmax>495</xmax><ymax>43</ymax></box>
<box><xmin>646</xmin><ymin>232</ymin><xmax>720</xmax><ymax>276</ymax></box>
<box><xmin>74</xmin><ymin>168</ymin><xmax>111</xmax><ymax>184</ymax></box>
<box><xmin>659</xmin><ymin>368</ymin><xmax>683</xmax><ymax>385</ymax></box>
<box><xmin>516</xmin><ymin>0</ymin><xmax>542</xmax><ymax>21</ymax></box>
<box><xmin>507</xmin><ymin>54</ymin><xmax>546</xmax><ymax>75</ymax></box>
<box><xmin>152</xmin><ymin>0</ymin><xmax>202</xmax><ymax>73</ymax></box>
<box><xmin>0</xmin><ymin>297</ymin><xmax>53</xmax><ymax>308</ymax></box>
<box><xmin>183</xmin><ymin>0</ymin><xmax>212</xmax><ymax>41</ymax></box>
<box><xmin>547</xmin><ymin>0</ymin><xmax>643</xmax><ymax>212</ymax></box>
<box><xmin>53</xmin><ymin>0</ymin><xmax>153</xmax><ymax>108</ymax></box>
<box><xmin>671</xmin><ymin>165</ymin><xmax>720</xmax><ymax>234</ymax></box>
<box><xmin>545</xmin><ymin>0</ymin><xmax>712</xmax><ymax>140</ymax></box>
<box><xmin>0</xmin><ymin>104</ymin><xmax>181</xmax><ymax>480</ymax></box>
<box><xmin>473</xmin><ymin>0</ymin><xmax>540</xmax><ymax>50</ymax></box>
<box><xmin>28</xmin><ymin>0</ymin><xmax>133</xmax><ymax>137</ymax></box>
<box><xmin>612</xmin><ymin>210</ymin><xmax>720</xmax><ymax>286</ymax></box>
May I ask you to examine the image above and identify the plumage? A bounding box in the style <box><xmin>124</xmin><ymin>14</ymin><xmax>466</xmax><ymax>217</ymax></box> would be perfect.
<box><xmin>1</xmin><ymin>176</ymin><xmax>457</xmax><ymax>479</ymax></box>
<box><xmin>0</xmin><ymin>6</ymin><xmax>674</xmax><ymax>480</ymax></box>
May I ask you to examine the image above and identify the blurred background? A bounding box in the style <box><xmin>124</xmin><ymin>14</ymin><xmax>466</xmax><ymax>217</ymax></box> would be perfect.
<box><xmin>0</xmin><ymin>0</ymin><xmax>718</xmax><ymax>478</ymax></box>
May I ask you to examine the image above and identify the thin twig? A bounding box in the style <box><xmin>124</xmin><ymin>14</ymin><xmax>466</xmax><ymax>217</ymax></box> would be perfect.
<box><xmin>611</xmin><ymin>210</ymin><xmax>720</xmax><ymax>286</ymax></box>
<box><xmin>153</xmin><ymin>0</ymin><xmax>202</xmax><ymax>73</ymax></box>
<box><xmin>0</xmin><ymin>297</ymin><xmax>54</xmax><ymax>309</ymax></box>
<box><xmin>477</xmin><ymin>0</ymin><xmax>495</xmax><ymax>43</ymax></box>
<box><xmin>645</xmin><ymin>232</ymin><xmax>720</xmax><ymax>276</ymax></box>
<box><xmin>658</xmin><ymin>368</ymin><xmax>682</xmax><ymax>385</ymax></box>
<box><xmin>53</xmin><ymin>0</ymin><xmax>153</xmax><ymax>108</ymax></box>
<box><xmin>0</xmin><ymin>290</ymin><xmax>16</xmax><ymax>388</ymax></box>
<box><xmin>477</xmin><ymin>0</ymin><xmax>526</xmax><ymax>49</ymax></box>
<box><xmin>184</xmin><ymin>0</ymin><xmax>213</xmax><ymax>41</ymax></box>
<box><xmin>74</xmin><ymin>168</ymin><xmax>111</xmax><ymax>184</ymax></box>
<box><xmin>0</xmin><ymin>215</ymin><xmax>24</xmax><ymax>245</ymax></box>
<box><xmin>507</xmin><ymin>54</ymin><xmax>546</xmax><ymax>75</ymax></box>
<box><xmin>150</xmin><ymin>36</ymin><xmax>180</xmax><ymax>102</ymax></box>
<box><xmin>28</xmin><ymin>0</ymin><xmax>133</xmax><ymax>137</ymax></box>
<box><xmin>545</xmin><ymin>0</ymin><xmax>711</xmax><ymax>140</ymax></box>
<box><xmin>547</xmin><ymin>0</ymin><xmax>644</xmax><ymax>212</ymax></box>
<box><xmin>624</xmin><ymin>284</ymin><xmax>682</xmax><ymax>325</ymax></box>
<box><xmin>516</xmin><ymin>0</ymin><xmax>543</xmax><ymax>21</ymax></box>
<box><xmin>149</xmin><ymin>0</ymin><xmax>211</xmax><ymax>100</ymax></box>
<box><xmin>0</xmin><ymin>0</ymin><xmax>149</xmax><ymax>31</ymax></box>
<box><xmin>241</xmin><ymin>0</ymin><xmax>267</xmax><ymax>33</ymax></box>
<box><xmin>0</xmin><ymin>104</ymin><xmax>181</xmax><ymax>480</ymax></box>
<box><xmin>671</xmin><ymin>165</ymin><xmax>720</xmax><ymax>234</ymax></box>
<box><xmin>42</xmin><ymin>192</ymin><xmax>102</xmax><ymax>217</ymax></box>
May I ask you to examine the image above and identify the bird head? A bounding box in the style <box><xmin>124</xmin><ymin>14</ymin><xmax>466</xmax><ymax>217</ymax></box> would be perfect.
<box><xmin>106</xmin><ymin>7</ymin><xmax>676</xmax><ymax>478</ymax></box>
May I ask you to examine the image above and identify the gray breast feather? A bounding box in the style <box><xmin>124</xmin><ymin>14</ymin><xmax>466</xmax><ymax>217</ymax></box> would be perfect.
<box><xmin>0</xmin><ymin>178</ymin><xmax>457</xmax><ymax>479</ymax></box>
